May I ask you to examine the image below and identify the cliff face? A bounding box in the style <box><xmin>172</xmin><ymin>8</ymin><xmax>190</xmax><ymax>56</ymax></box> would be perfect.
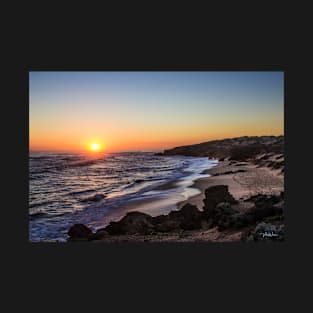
<box><xmin>161</xmin><ymin>136</ymin><xmax>284</xmax><ymax>161</ymax></box>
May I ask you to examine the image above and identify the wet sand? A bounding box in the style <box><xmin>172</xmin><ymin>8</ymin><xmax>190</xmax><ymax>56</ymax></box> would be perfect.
<box><xmin>91</xmin><ymin>157</ymin><xmax>284</xmax><ymax>242</ymax></box>
<box><xmin>100</xmin><ymin>159</ymin><xmax>284</xmax><ymax>225</ymax></box>
<box><xmin>80</xmin><ymin>157</ymin><xmax>284</xmax><ymax>242</ymax></box>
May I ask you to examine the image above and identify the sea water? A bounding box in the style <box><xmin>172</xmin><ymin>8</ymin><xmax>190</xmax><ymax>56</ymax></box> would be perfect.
<box><xmin>29</xmin><ymin>152</ymin><xmax>218</xmax><ymax>241</ymax></box>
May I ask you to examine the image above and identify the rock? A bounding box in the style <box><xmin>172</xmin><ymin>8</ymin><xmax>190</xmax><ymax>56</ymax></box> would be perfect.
<box><xmin>89</xmin><ymin>228</ymin><xmax>109</xmax><ymax>240</ymax></box>
<box><xmin>204</xmin><ymin>202</ymin><xmax>256</xmax><ymax>231</ymax></box>
<box><xmin>68</xmin><ymin>224</ymin><xmax>93</xmax><ymax>240</ymax></box>
<box><xmin>154</xmin><ymin>220</ymin><xmax>181</xmax><ymax>232</ymax></box>
<box><xmin>104</xmin><ymin>211</ymin><xmax>154</xmax><ymax>235</ymax></box>
<box><xmin>215</xmin><ymin>202</ymin><xmax>237</xmax><ymax>215</ymax></box>
<box><xmin>168</xmin><ymin>204</ymin><xmax>202</xmax><ymax>230</ymax></box>
<box><xmin>151</xmin><ymin>204</ymin><xmax>203</xmax><ymax>232</ymax></box>
<box><xmin>151</xmin><ymin>214</ymin><xmax>169</xmax><ymax>225</ymax></box>
<box><xmin>104</xmin><ymin>221</ymin><xmax>124</xmax><ymax>235</ymax></box>
<box><xmin>252</xmin><ymin>199</ymin><xmax>283</xmax><ymax>221</ymax></box>
<box><xmin>269</xmin><ymin>194</ymin><xmax>282</xmax><ymax>204</ymax></box>
<box><xmin>214</xmin><ymin>203</ymin><xmax>241</xmax><ymax>230</ymax></box>
<box><xmin>244</xmin><ymin>194</ymin><xmax>268</xmax><ymax>203</ymax></box>
<box><xmin>203</xmin><ymin>185</ymin><xmax>237</xmax><ymax>217</ymax></box>
<box><xmin>180</xmin><ymin>204</ymin><xmax>203</xmax><ymax>230</ymax></box>
<box><xmin>231</xmin><ymin>212</ymin><xmax>255</xmax><ymax>229</ymax></box>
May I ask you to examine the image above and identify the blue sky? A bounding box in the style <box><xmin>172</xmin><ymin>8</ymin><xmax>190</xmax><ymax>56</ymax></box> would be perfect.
<box><xmin>29</xmin><ymin>71</ymin><xmax>284</xmax><ymax>151</ymax></box>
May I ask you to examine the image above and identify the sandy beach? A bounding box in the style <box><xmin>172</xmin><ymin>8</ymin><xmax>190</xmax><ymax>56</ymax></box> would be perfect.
<box><xmin>177</xmin><ymin>159</ymin><xmax>284</xmax><ymax>211</ymax></box>
<box><xmin>67</xmin><ymin>137</ymin><xmax>285</xmax><ymax>243</ymax></box>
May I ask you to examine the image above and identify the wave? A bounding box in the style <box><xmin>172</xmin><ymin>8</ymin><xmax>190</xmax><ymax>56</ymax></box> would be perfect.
<box><xmin>29</xmin><ymin>153</ymin><xmax>218</xmax><ymax>241</ymax></box>
<box><xmin>29</xmin><ymin>200</ymin><xmax>54</xmax><ymax>208</ymax></box>
<box><xmin>67</xmin><ymin>188</ymin><xmax>96</xmax><ymax>196</ymax></box>
<box><xmin>29</xmin><ymin>210</ymin><xmax>68</xmax><ymax>221</ymax></box>
<box><xmin>29</xmin><ymin>211</ymin><xmax>49</xmax><ymax>220</ymax></box>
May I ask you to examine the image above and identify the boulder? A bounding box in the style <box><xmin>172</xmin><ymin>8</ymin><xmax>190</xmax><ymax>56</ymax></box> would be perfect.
<box><xmin>154</xmin><ymin>219</ymin><xmax>181</xmax><ymax>232</ymax></box>
<box><xmin>215</xmin><ymin>202</ymin><xmax>238</xmax><ymax>215</ymax></box>
<box><xmin>229</xmin><ymin>212</ymin><xmax>255</xmax><ymax>229</ymax></box>
<box><xmin>212</xmin><ymin>202</ymin><xmax>238</xmax><ymax>230</ymax></box>
<box><xmin>104</xmin><ymin>211</ymin><xmax>154</xmax><ymax>235</ymax></box>
<box><xmin>204</xmin><ymin>202</ymin><xmax>256</xmax><ymax>231</ymax></box>
<box><xmin>68</xmin><ymin>224</ymin><xmax>93</xmax><ymax>240</ymax></box>
<box><xmin>89</xmin><ymin>228</ymin><xmax>109</xmax><ymax>240</ymax></box>
<box><xmin>180</xmin><ymin>204</ymin><xmax>202</xmax><ymax>230</ymax></box>
<box><xmin>203</xmin><ymin>185</ymin><xmax>237</xmax><ymax>217</ymax></box>
<box><xmin>252</xmin><ymin>197</ymin><xmax>283</xmax><ymax>221</ymax></box>
<box><xmin>168</xmin><ymin>204</ymin><xmax>202</xmax><ymax>230</ymax></box>
<box><xmin>104</xmin><ymin>221</ymin><xmax>124</xmax><ymax>235</ymax></box>
<box><xmin>151</xmin><ymin>214</ymin><xmax>169</xmax><ymax>225</ymax></box>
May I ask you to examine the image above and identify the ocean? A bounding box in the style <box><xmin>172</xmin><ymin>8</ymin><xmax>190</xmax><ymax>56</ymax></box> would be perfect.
<box><xmin>29</xmin><ymin>152</ymin><xmax>218</xmax><ymax>241</ymax></box>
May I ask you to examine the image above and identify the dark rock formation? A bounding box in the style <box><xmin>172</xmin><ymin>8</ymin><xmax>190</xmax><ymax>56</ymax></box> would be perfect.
<box><xmin>203</xmin><ymin>185</ymin><xmax>237</xmax><ymax>217</ymax></box>
<box><xmin>68</xmin><ymin>224</ymin><xmax>93</xmax><ymax>240</ymax></box>
<box><xmin>203</xmin><ymin>201</ymin><xmax>254</xmax><ymax>231</ymax></box>
<box><xmin>104</xmin><ymin>211</ymin><xmax>154</xmax><ymax>235</ymax></box>
<box><xmin>89</xmin><ymin>228</ymin><xmax>109</xmax><ymax>240</ymax></box>
<box><xmin>168</xmin><ymin>203</ymin><xmax>202</xmax><ymax>230</ymax></box>
<box><xmin>251</xmin><ymin>195</ymin><xmax>283</xmax><ymax>221</ymax></box>
<box><xmin>99</xmin><ymin>204</ymin><xmax>204</xmax><ymax>236</ymax></box>
<box><xmin>154</xmin><ymin>219</ymin><xmax>181</xmax><ymax>232</ymax></box>
<box><xmin>67</xmin><ymin>184</ymin><xmax>284</xmax><ymax>241</ymax></box>
<box><xmin>212</xmin><ymin>202</ymin><xmax>238</xmax><ymax>230</ymax></box>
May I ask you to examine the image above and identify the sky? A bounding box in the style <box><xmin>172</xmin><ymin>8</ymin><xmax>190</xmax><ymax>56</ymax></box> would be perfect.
<box><xmin>29</xmin><ymin>71</ymin><xmax>284</xmax><ymax>152</ymax></box>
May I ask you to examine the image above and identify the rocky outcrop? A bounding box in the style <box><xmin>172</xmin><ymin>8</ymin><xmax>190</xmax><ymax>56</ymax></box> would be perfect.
<box><xmin>244</xmin><ymin>193</ymin><xmax>284</xmax><ymax>221</ymax></box>
<box><xmin>103</xmin><ymin>204</ymin><xmax>203</xmax><ymax>236</ymax></box>
<box><xmin>202</xmin><ymin>185</ymin><xmax>237</xmax><ymax>217</ymax></box>
<box><xmin>88</xmin><ymin>228</ymin><xmax>109</xmax><ymax>240</ymax></box>
<box><xmin>168</xmin><ymin>204</ymin><xmax>202</xmax><ymax>230</ymax></box>
<box><xmin>104</xmin><ymin>211</ymin><xmax>154</xmax><ymax>235</ymax></box>
<box><xmin>67</xmin><ymin>186</ymin><xmax>284</xmax><ymax>242</ymax></box>
<box><xmin>68</xmin><ymin>224</ymin><xmax>93</xmax><ymax>240</ymax></box>
<box><xmin>201</xmin><ymin>186</ymin><xmax>284</xmax><ymax>231</ymax></box>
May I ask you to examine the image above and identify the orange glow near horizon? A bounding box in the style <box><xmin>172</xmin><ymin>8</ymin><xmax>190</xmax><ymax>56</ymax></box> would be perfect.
<box><xmin>29</xmin><ymin>72</ymin><xmax>284</xmax><ymax>153</ymax></box>
<box><xmin>29</xmin><ymin>115</ymin><xmax>284</xmax><ymax>152</ymax></box>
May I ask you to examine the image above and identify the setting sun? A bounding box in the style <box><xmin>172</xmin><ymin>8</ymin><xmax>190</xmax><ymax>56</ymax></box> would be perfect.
<box><xmin>89</xmin><ymin>142</ymin><xmax>101</xmax><ymax>152</ymax></box>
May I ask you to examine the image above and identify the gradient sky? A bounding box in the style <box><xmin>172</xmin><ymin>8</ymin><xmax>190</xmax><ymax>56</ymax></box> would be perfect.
<box><xmin>29</xmin><ymin>71</ymin><xmax>284</xmax><ymax>152</ymax></box>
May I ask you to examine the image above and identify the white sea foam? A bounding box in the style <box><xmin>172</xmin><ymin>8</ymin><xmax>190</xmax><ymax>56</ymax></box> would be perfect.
<box><xmin>29</xmin><ymin>152</ymin><xmax>218</xmax><ymax>242</ymax></box>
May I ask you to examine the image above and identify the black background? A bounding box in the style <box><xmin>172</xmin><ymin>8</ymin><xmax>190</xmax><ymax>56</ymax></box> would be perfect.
<box><xmin>2</xmin><ymin>3</ymin><xmax>312</xmax><ymax>312</ymax></box>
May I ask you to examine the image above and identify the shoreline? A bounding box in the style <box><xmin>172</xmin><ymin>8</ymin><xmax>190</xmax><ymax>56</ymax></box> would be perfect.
<box><xmin>67</xmin><ymin>152</ymin><xmax>285</xmax><ymax>242</ymax></box>
<box><xmin>96</xmin><ymin>164</ymin><xmax>216</xmax><ymax>223</ymax></box>
<box><xmin>79</xmin><ymin>158</ymin><xmax>284</xmax><ymax>233</ymax></box>
<box><xmin>177</xmin><ymin>159</ymin><xmax>283</xmax><ymax>211</ymax></box>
